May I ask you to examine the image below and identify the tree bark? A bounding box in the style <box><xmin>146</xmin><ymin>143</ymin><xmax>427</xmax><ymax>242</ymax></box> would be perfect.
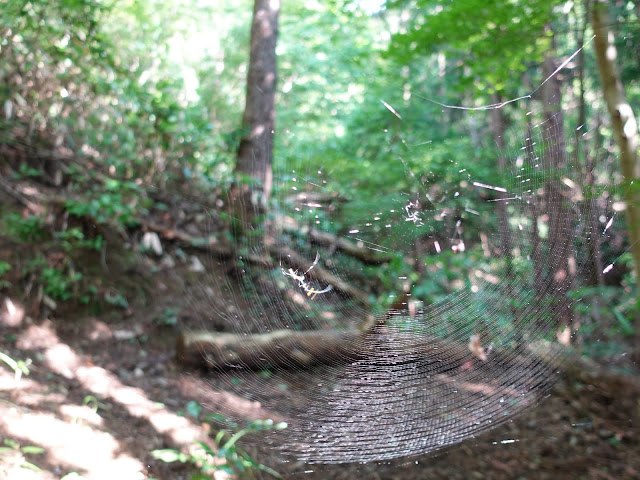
<box><xmin>573</xmin><ymin>12</ymin><xmax>604</xmax><ymax>332</ymax></box>
<box><xmin>541</xmin><ymin>35</ymin><xmax>576</xmax><ymax>343</ymax></box>
<box><xmin>489</xmin><ymin>93</ymin><xmax>514</xmax><ymax>277</ymax></box>
<box><xmin>592</xmin><ymin>0</ymin><xmax>640</xmax><ymax>299</ymax></box>
<box><xmin>525</xmin><ymin>108</ymin><xmax>545</xmax><ymax>294</ymax></box>
<box><xmin>177</xmin><ymin>329</ymin><xmax>362</xmax><ymax>369</ymax></box>
<box><xmin>231</xmin><ymin>0</ymin><xmax>280</xmax><ymax>231</ymax></box>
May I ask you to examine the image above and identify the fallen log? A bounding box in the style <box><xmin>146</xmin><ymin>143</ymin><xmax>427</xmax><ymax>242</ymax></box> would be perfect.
<box><xmin>143</xmin><ymin>221</ymin><xmax>233</xmax><ymax>258</ymax></box>
<box><xmin>284</xmin><ymin>191</ymin><xmax>348</xmax><ymax>208</ymax></box>
<box><xmin>140</xmin><ymin>222</ymin><xmax>371</xmax><ymax>304</ymax></box>
<box><xmin>176</xmin><ymin>327</ymin><xmax>495</xmax><ymax>371</ymax></box>
<box><xmin>177</xmin><ymin>329</ymin><xmax>640</xmax><ymax>396</ymax></box>
<box><xmin>308</xmin><ymin>228</ymin><xmax>392</xmax><ymax>265</ymax></box>
<box><xmin>278</xmin><ymin>215</ymin><xmax>392</xmax><ymax>265</ymax></box>
<box><xmin>176</xmin><ymin>329</ymin><xmax>362</xmax><ymax>369</ymax></box>
<box><xmin>527</xmin><ymin>340</ymin><xmax>640</xmax><ymax>393</ymax></box>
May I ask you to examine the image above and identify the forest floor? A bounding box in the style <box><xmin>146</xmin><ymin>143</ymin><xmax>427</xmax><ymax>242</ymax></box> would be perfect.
<box><xmin>1</xmin><ymin>209</ymin><xmax>640</xmax><ymax>480</ymax></box>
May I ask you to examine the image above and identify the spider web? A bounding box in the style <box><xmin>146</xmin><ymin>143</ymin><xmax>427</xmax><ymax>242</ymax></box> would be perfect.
<box><xmin>184</xmin><ymin>48</ymin><xmax>620</xmax><ymax>471</ymax></box>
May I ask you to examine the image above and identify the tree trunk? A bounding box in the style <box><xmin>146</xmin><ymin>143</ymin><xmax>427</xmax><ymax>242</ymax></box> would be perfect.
<box><xmin>541</xmin><ymin>34</ymin><xmax>576</xmax><ymax>344</ymax></box>
<box><xmin>575</xmin><ymin>10</ymin><xmax>605</xmax><ymax>288</ymax></box>
<box><xmin>525</xmin><ymin>108</ymin><xmax>545</xmax><ymax>294</ymax></box>
<box><xmin>489</xmin><ymin>93</ymin><xmax>514</xmax><ymax>278</ymax></box>
<box><xmin>574</xmin><ymin>13</ymin><xmax>604</xmax><ymax>332</ymax></box>
<box><xmin>592</xmin><ymin>0</ymin><xmax>640</xmax><ymax>299</ymax></box>
<box><xmin>231</xmin><ymin>0</ymin><xmax>280</xmax><ymax>232</ymax></box>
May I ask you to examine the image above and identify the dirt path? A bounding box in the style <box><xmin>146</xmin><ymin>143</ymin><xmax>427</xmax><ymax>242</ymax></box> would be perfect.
<box><xmin>1</xmin><ymin>266</ymin><xmax>639</xmax><ymax>479</ymax></box>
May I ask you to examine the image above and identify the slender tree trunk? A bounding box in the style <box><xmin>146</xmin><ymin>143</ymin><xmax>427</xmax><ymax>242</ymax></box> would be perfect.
<box><xmin>489</xmin><ymin>93</ymin><xmax>514</xmax><ymax>278</ymax></box>
<box><xmin>231</xmin><ymin>0</ymin><xmax>280</xmax><ymax>233</ymax></box>
<box><xmin>524</xmin><ymin>105</ymin><xmax>545</xmax><ymax>295</ymax></box>
<box><xmin>592</xmin><ymin>0</ymin><xmax>640</xmax><ymax>293</ymax></box>
<box><xmin>541</xmin><ymin>33</ymin><xmax>576</xmax><ymax>344</ymax></box>
<box><xmin>576</xmin><ymin>19</ymin><xmax>605</xmax><ymax>288</ymax></box>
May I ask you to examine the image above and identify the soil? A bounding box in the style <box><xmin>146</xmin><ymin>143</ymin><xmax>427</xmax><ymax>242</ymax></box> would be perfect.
<box><xmin>1</xmin><ymin>210</ymin><xmax>639</xmax><ymax>480</ymax></box>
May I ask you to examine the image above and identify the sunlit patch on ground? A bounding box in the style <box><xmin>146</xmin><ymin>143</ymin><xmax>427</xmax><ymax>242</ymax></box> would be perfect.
<box><xmin>0</xmin><ymin>318</ymin><xmax>205</xmax><ymax>479</ymax></box>
<box><xmin>0</xmin><ymin>406</ymin><xmax>145</xmax><ymax>480</ymax></box>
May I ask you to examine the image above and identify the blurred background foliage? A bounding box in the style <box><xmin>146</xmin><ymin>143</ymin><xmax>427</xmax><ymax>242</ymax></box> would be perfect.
<box><xmin>0</xmin><ymin>0</ymin><xmax>639</xmax><ymax>359</ymax></box>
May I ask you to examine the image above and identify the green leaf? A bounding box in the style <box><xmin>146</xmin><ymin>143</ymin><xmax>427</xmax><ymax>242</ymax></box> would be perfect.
<box><xmin>19</xmin><ymin>461</ymin><xmax>41</xmax><ymax>472</ymax></box>
<box><xmin>21</xmin><ymin>446</ymin><xmax>45</xmax><ymax>455</ymax></box>
<box><xmin>257</xmin><ymin>463</ymin><xmax>283</xmax><ymax>478</ymax></box>
<box><xmin>185</xmin><ymin>400</ymin><xmax>201</xmax><ymax>419</ymax></box>
<box><xmin>195</xmin><ymin>441</ymin><xmax>215</xmax><ymax>457</ymax></box>
<box><xmin>214</xmin><ymin>429</ymin><xmax>228</xmax><ymax>445</ymax></box>
<box><xmin>218</xmin><ymin>465</ymin><xmax>235</xmax><ymax>475</ymax></box>
<box><xmin>220</xmin><ymin>428</ymin><xmax>248</xmax><ymax>452</ymax></box>
<box><xmin>3</xmin><ymin>439</ymin><xmax>18</xmax><ymax>449</ymax></box>
<box><xmin>217</xmin><ymin>447</ymin><xmax>229</xmax><ymax>458</ymax></box>
<box><xmin>60</xmin><ymin>472</ymin><xmax>85</xmax><ymax>480</ymax></box>
<box><xmin>0</xmin><ymin>352</ymin><xmax>20</xmax><ymax>373</ymax></box>
<box><xmin>151</xmin><ymin>449</ymin><xmax>188</xmax><ymax>463</ymax></box>
<box><xmin>612</xmin><ymin>308</ymin><xmax>635</xmax><ymax>336</ymax></box>
<box><xmin>0</xmin><ymin>262</ymin><xmax>11</xmax><ymax>276</ymax></box>
<box><xmin>206</xmin><ymin>413</ymin><xmax>235</xmax><ymax>425</ymax></box>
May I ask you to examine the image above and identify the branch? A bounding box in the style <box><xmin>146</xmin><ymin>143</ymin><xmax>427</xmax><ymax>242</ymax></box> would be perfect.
<box><xmin>274</xmin><ymin>246</ymin><xmax>370</xmax><ymax>306</ymax></box>
<box><xmin>142</xmin><ymin>221</ymin><xmax>233</xmax><ymax>257</ymax></box>
<box><xmin>308</xmin><ymin>228</ymin><xmax>392</xmax><ymax>265</ymax></box>
<box><xmin>278</xmin><ymin>216</ymin><xmax>392</xmax><ymax>265</ymax></box>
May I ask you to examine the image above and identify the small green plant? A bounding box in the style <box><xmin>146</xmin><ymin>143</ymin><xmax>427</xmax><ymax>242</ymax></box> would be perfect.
<box><xmin>82</xmin><ymin>395</ymin><xmax>107</xmax><ymax>414</ymax></box>
<box><xmin>64</xmin><ymin>180</ymin><xmax>146</xmax><ymax>228</ymax></box>
<box><xmin>0</xmin><ymin>262</ymin><xmax>11</xmax><ymax>276</ymax></box>
<box><xmin>23</xmin><ymin>255</ymin><xmax>99</xmax><ymax>305</ymax></box>
<box><xmin>152</xmin><ymin>406</ymin><xmax>287</xmax><ymax>479</ymax></box>
<box><xmin>55</xmin><ymin>228</ymin><xmax>104</xmax><ymax>252</ymax></box>
<box><xmin>2</xmin><ymin>209</ymin><xmax>106</xmax><ymax>304</ymax></box>
<box><xmin>212</xmin><ymin>418</ymin><xmax>287</xmax><ymax>478</ymax></box>
<box><xmin>152</xmin><ymin>307</ymin><xmax>179</xmax><ymax>327</ymax></box>
<box><xmin>0</xmin><ymin>438</ymin><xmax>44</xmax><ymax>472</ymax></box>
<box><xmin>104</xmin><ymin>290</ymin><xmax>129</xmax><ymax>309</ymax></box>
<box><xmin>3</xmin><ymin>213</ymin><xmax>47</xmax><ymax>242</ymax></box>
<box><xmin>0</xmin><ymin>261</ymin><xmax>11</xmax><ymax>288</ymax></box>
<box><xmin>41</xmin><ymin>265</ymin><xmax>83</xmax><ymax>301</ymax></box>
<box><xmin>15</xmin><ymin>163</ymin><xmax>43</xmax><ymax>179</ymax></box>
<box><xmin>59</xmin><ymin>472</ymin><xmax>85</xmax><ymax>480</ymax></box>
<box><xmin>0</xmin><ymin>351</ymin><xmax>31</xmax><ymax>382</ymax></box>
